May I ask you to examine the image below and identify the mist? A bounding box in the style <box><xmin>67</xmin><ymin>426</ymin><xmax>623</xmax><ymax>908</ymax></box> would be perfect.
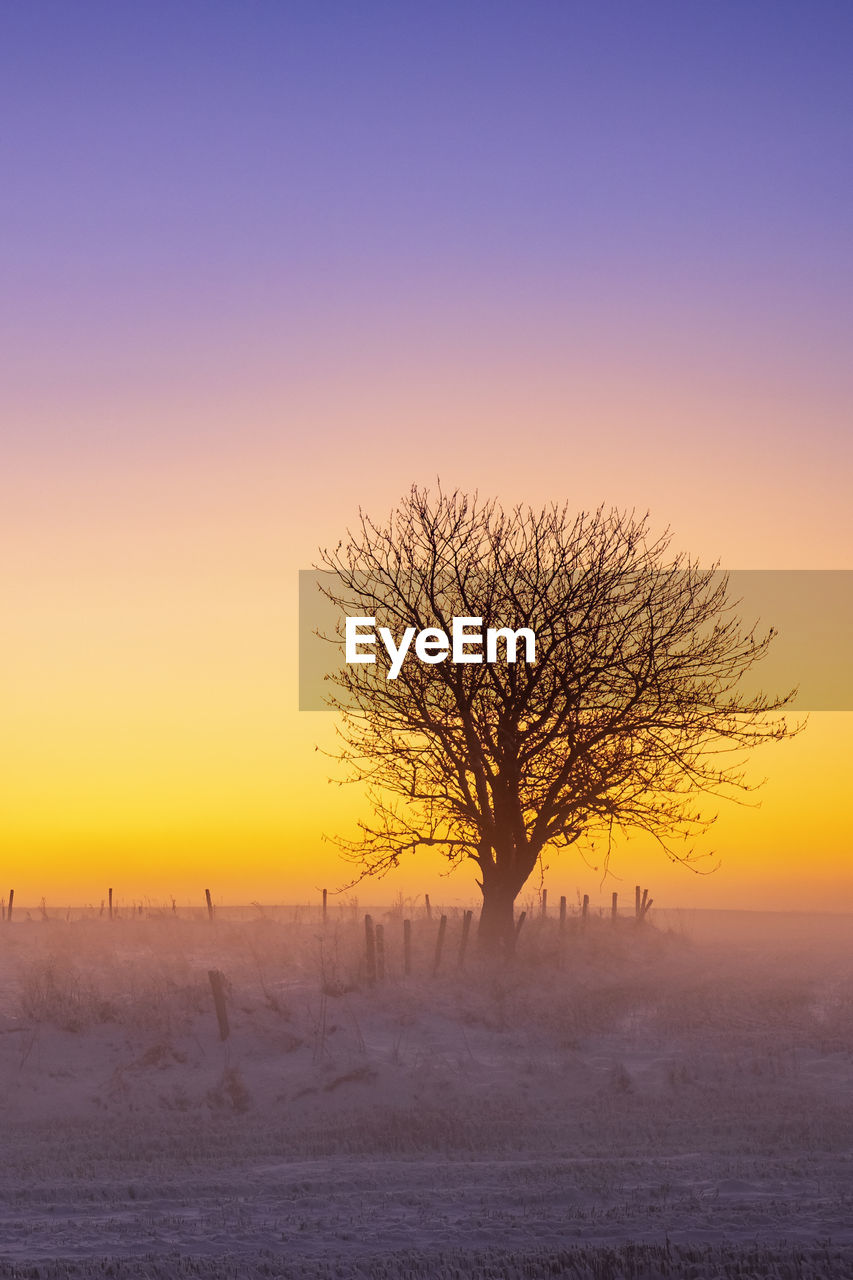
<box><xmin>1</xmin><ymin>899</ymin><xmax>851</xmax><ymax>1277</ymax></box>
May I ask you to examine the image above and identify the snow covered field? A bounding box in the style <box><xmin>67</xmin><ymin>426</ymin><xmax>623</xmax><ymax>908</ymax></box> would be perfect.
<box><xmin>1</xmin><ymin>902</ymin><xmax>852</xmax><ymax>1277</ymax></box>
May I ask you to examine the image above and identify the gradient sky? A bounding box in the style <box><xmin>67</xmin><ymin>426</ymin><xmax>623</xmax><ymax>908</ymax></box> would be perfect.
<box><xmin>2</xmin><ymin>2</ymin><xmax>852</xmax><ymax>910</ymax></box>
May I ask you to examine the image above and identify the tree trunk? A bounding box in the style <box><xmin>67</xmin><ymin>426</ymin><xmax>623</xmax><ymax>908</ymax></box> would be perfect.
<box><xmin>477</xmin><ymin>877</ymin><xmax>520</xmax><ymax>952</ymax></box>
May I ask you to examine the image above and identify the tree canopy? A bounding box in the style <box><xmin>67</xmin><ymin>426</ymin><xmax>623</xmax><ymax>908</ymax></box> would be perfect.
<box><xmin>318</xmin><ymin>487</ymin><xmax>798</xmax><ymax>947</ymax></box>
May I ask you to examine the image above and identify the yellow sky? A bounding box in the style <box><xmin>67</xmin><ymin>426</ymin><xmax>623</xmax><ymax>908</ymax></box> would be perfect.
<box><xmin>2</xmin><ymin>463</ymin><xmax>849</xmax><ymax>910</ymax></box>
<box><xmin>2</xmin><ymin>335</ymin><xmax>851</xmax><ymax>913</ymax></box>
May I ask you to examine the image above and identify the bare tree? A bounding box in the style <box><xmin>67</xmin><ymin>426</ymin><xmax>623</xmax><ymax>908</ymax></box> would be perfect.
<box><xmin>318</xmin><ymin>487</ymin><xmax>799</xmax><ymax>950</ymax></box>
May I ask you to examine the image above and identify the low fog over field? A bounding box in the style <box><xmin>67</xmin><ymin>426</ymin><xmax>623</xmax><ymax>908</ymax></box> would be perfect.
<box><xmin>1</xmin><ymin>900</ymin><xmax>852</xmax><ymax>1278</ymax></box>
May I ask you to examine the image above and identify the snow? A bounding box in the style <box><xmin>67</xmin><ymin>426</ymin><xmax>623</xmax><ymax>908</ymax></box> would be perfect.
<box><xmin>1</xmin><ymin>904</ymin><xmax>852</xmax><ymax>1277</ymax></box>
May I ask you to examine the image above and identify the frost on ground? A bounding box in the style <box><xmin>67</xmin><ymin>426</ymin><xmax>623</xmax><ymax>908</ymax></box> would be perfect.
<box><xmin>1</xmin><ymin>903</ymin><xmax>853</xmax><ymax>1277</ymax></box>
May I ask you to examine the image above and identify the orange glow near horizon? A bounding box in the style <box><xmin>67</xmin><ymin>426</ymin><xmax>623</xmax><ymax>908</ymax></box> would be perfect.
<box><xmin>3</xmin><ymin>416</ymin><xmax>852</xmax><ymax>912</ymax></box>
<box><xmin>4</xmin><ymin>426</ymin><xmax>851</xmax><ymax>911</ymax></box>
<box><xmin>2</xmin><ymin>561</ymin><xmax>850</xmax><ymax>912</ymax></box>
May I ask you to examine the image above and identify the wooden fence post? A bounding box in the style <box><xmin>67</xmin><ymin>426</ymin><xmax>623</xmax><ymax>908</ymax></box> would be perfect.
<box><xmin>205</xmin><ymin>888</ymin><xmax>214</xmax><ymax>922</ymax></box>
<box><xmin>403</xmin><ymin>918</ymin><xmax>412</xmax><ymax>975</ymax></box>
<box><xmin>207</xmin><ymin>970</ymin><xmax>230</xmax><ymax>1041</ymax></box>
<box><xmin>364</xmin><ymin>914</ymin><xmax>377</xmax><ymax>985</ymax></box>
<box><xmin>611</xmin><ymin>892</ymin><xmax>618</xmax><ymax>922</ymax></box>
<box><xmin>582</xmin><ymin>893</ymin><xmax>589</xmax><ymax>922</ymax></box>
<box><xmin>457</xmin><ymin>909</ymin><xmax>473</xmax><ymax>969</ymax></box>
<box><xmin>375</xmin><ymin>923</ymin><xmax>386</xmax><ymax>980</ymax></box>
<box><xmin>424</xmin><ymin>894</ymin><xmax>432</xmax><ymax>921</ymax></box>
<box><xmin>322</xmin><ymin>888</ymin><xmax>327</xmax><ymax>924</ymax></box>
<box><xmin>541</xmin><ymin>889</ymin><xmax>547</xmax><ymax>918</ymax></box>
<box><xmin>433</xmin><ymin>915</ymin><xmax>447</xmax><ymax>975</ymax></box>
<box><xmin>108</xmin><ymin>887</ymin><xmax>113</xmax><ymax>921</ymax></box>
<box><xmin>559</xmin><ymin>895</ymin><xmax>567</xmax><ymax>929</ymax></box>
<box><xmin>635</xmin><ymin>885</ymin><xmax>641</xmax><ymax>921</ymax></box>
<box><xmin>7</xmin><ymin>890</ymin><xmax>13</xmax><ymax>923</ymax></box>
<box><xmin>513</xmin><ymin>909</ymin><xmax>527</xmax><ymax>952</ymax></box>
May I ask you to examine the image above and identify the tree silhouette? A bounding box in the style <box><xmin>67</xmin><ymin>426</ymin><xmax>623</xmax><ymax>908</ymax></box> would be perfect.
<box><xmin>318</xmin><ymin>487</ymin><xmax>799</xmax><ymax>950</ymax></box>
